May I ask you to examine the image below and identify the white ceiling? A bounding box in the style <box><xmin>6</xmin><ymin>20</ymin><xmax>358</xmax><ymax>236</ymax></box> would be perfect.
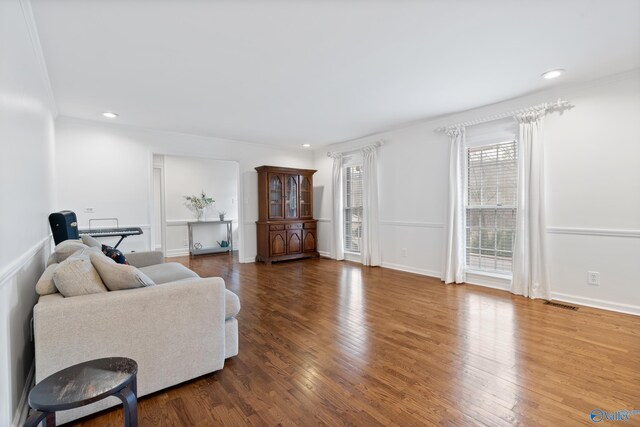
<box><xmin>31</xmin><ymin>0</ymin><xmax>640</xmax><ymax>147</ymax></box>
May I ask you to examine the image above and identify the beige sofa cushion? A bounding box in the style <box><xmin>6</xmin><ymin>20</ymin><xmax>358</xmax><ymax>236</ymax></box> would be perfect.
<box><xmin>91</xmin><ymin>253</ymin><xmax>155</xmax><ymax>291</ymax></box>
<box><xmin>225</xmin><ymin>290</ymin><xmax>241</xmax><ymax>319</ymax></box>
<box><xmin>53</xmin><ymin>250</ymin><xmax>108</xmax><ymax>297</ymax></box>
<box><xmin>55</xmin><ymin>239</ymin><xmax>89</xmax><ymax>262</ymax></box>
<box><xmin>138</xmin><ymin>262</ymin><xmax>199</xmax><ymax>284</ymax></box>
<box><xmin>36</xmin><ymin>263</ymin><xmax>59</xmax><ymax>296</ymax></box>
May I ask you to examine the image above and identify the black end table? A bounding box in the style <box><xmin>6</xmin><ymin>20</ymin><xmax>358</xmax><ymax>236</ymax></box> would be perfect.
<box><xmin>25</xmin><ymin>357</ymin><xmax>138</xmax><ymax>427</ymax></box>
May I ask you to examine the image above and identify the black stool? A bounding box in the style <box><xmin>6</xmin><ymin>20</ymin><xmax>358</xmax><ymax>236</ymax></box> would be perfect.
<box><xmin>25</xmin><ymin>357</ymin><xmax>138</xmax><ymax>427</ymax></box>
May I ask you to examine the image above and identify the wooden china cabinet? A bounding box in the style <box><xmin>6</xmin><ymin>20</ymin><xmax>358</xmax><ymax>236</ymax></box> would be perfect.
<box><xmin>255</xmin><ymin>166</ymin><xmax>319</xmax><ymax>263</ymax></box>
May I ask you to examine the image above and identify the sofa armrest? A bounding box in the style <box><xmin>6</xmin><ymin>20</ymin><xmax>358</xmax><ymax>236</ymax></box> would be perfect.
<box><xmin>34</xmin><ymin>277</ymin><xmax>226</xmax><ymax>395</ymax></box>
<box><xmin>124</xmin><ymin>250</ymin><xmax>165</xmax><ymax>267</ymax></box>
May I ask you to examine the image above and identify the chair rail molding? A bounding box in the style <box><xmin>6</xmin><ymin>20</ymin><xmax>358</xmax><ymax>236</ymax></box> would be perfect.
<box><xmin>380</xmin><ymin>220</ymin><xmax>445</xmax><ymax>228</ymax></box>
<box><xmin>0</xmin><ymin>235</ymin><xmax>51</xmax><ymax>288</ymax></box>
<box><xmin>169</xmin><ymin>219</ymin><xmax>236</xmax><ymax>227</ymax></box>
<box><xmin>546</xmin><ymin>226</ymin><xmax>640</xmax><ymax>238</ymax></box>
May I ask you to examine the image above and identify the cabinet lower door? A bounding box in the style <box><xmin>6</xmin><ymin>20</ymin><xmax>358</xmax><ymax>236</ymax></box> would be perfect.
<box><xmin>303</xmin><ymin>230</ymin><xmax>316</xmax><ymax>252</ymax></box>
<box><xmin>286</xmin><ymin>230</ymin><xmax>302</xmax><ymax>254</ymax></box>
<box><xmin>269</xmin><ymin>231</ymin><xmax>286</xmax><ymax>257</ymax></box>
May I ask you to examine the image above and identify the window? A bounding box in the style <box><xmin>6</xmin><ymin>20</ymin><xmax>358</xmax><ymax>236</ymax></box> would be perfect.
<box><xmin>466</xmin><ymin>141</ymin><xmax>517</xmax><ymax>273</ymax></box>
<box><xmin>344</xmin><ymin>164</ymin><xmax>363</xmax><ymax>253</ymax></box>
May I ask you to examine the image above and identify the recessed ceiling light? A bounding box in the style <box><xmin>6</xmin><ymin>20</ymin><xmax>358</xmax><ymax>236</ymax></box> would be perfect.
<box><xmin>302</xmin><ymin>144</ymin><xmax>311</xmax><ymax>148</ymax></box>
<box><xmin>541</xmin><ymin>69</ymin><xmax>564</xmax><ymax>79</ymax></box>
<box><xmin>102</xmin><ymin>112</ymin><xmax>119</xmax><ymax>118</ymax></box>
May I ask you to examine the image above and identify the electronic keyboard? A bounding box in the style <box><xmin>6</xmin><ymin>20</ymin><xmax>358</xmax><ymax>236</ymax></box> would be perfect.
<box><xmin>79</xmin><ymin>227</ymin><xmax>143</xmax><ymax>248</ymax></box>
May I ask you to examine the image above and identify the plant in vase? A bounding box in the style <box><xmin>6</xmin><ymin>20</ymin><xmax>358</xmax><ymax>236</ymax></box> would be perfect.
<box><xmin>184</xmin><ymin>191</ymin><xmax>214</xmax><ymax>221</ymax></box>
<box><xmin>217</xmin><ymin>209</ymin><xmax>227</xmax><ymax>221</ymax></box>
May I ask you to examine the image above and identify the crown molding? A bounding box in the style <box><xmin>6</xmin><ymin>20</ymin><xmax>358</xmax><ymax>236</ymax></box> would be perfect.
<box><xmin>19</xmin><ymin>0</ymin><xmax>58</xmax><ymax>117</ymax></box>
<box><xmin>56</xmin><ymin>115</ymin><xmax>314</xmax><ymax>154</ymax></box>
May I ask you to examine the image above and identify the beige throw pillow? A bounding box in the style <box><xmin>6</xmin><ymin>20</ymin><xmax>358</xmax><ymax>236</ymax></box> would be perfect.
<box><xmin>90</xmin><ymin>253</ymin><xmax>155</xmax><ymax>291</ymax></box>
<box><xmin>55</xmin><ymin>240</ymin><xmax>89</xmax><ymax>263</ymax></box>
<box><xmin>35</xmin><ymin>263</ymin><xmax>59</xmax><ymax>296</ymax></box>
<box><xmin>81</xmin><ymin>234</ymin><xmax>103</xmax><ymax>248</ymax></box>
<box><xmin>53</xmin><ymin>250</ymin><xmax>108</xmax><ymax>297</ymax></box>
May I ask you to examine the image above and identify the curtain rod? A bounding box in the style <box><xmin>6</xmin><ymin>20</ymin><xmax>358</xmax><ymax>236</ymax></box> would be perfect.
<box><xmin>327</xmin><ymin>140</ymin><xmax>384</xmax><ymax>158</ymax></box>
<box><xmin>434</xmin><ymin>99</ymin><xmax>573</xmax><ymax>133</ymax></box>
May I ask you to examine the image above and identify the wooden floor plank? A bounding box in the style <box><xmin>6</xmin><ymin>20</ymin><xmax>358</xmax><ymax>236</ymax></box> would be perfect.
<box><xmin>68</xmin><ymin>255</ymin><xmax>640</xmax><ymax>426</ymax></box>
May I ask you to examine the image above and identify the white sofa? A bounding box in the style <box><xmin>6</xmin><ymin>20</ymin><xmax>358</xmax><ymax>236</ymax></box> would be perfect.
<box><xmin>33</xmin><ymin>249</ymin><xmax>240</xmax><ymax>424</ymax></box>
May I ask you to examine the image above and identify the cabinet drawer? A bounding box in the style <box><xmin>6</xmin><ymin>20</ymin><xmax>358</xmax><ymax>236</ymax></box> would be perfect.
<box><xmin>303</xmin><ymin>222</ymin><xmax>316</xmax><ymax>229</ymax></box>
<box><xmin>286</xmin><ymin>223</ymin><xmax>303</xmax><ymax>230</ymax></box>
<box><xmin>269</xmin><ymin>224</ymin><xmax>285</xmax><ymax>231</ymax></box>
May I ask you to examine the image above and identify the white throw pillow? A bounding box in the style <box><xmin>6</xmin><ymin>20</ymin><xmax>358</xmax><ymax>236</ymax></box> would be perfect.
<box><xmin>90</xmin><ymin>253</ymin><xmax>155</xmax><ymax>291</ymax></box>
<box><xmin>55</xmin><ymin>239</ymin><xmax>89</xmax><ymax>263</ymax></box>
<box><xmin>53</xmin><ymin>249</ymin><xmax>108</xmax><ymax>297</ymax></box>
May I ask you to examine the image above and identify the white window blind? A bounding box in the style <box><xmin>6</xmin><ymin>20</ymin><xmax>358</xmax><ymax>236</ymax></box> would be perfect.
<box><xmin>344</xmin><ymin>165</ymin><xmax>363</xmax><ymax>253</ymax></box>
<box><xmin>466</xmin><ymin>141</ymin><xmax>517</xmax><ymax>272</ymax></box>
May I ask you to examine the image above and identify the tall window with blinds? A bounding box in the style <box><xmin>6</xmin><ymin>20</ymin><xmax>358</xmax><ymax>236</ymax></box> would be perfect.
<box><xmin>466</xmin><ymin>141</ymin><xmax>518</xmax><ymax>273</ymax></box>
<box><xmin>344</xmin><ymin>165</ymin><xmax>363</xmax><ymax>253</ymax></box>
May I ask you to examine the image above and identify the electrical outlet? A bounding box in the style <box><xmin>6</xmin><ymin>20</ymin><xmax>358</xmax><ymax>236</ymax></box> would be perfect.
<box><xmin>587</xmin><ymin>271</ymin><xmax>600</xmax><ymax>286</ymax></box>
<box><xmin>401</xmin><ymin>248</ymin><xmax>407</xmax><ymax>258</ymax></box>
<box><xmin>84</xmin><ymin>207</ymin><xmax>94</xmax><ymax>213</ymax></box>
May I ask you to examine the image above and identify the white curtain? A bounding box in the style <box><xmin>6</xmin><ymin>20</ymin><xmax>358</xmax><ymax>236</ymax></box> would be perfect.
<box><xmin>331</xmin><ymin>154</ymin><xmax>345</xmax><ymax>260</ymax></box>
<box><xmin>361</xmin><ymin>146</ymin><xmax>381</xmax><ymax>266</ymax></box>
<box><xmin>442</xmin><ymin>127</ymin><xmax>466</xmax><ymax>284</ymax></box>
<box><xmin>511</xmin><ymin>112</ymin><xmax>551</xmax><ymax>299</ymax></box>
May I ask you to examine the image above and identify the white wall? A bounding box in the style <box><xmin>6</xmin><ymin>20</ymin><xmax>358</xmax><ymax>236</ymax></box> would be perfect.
<box><xmin>55</xmin><ymin>117</ymin><xmax>314</xmax><ymax>262</ymax></box>
<box><xmin>0</xmin><ymin>0</ymin><xmax>57</xmax><ymax>425</ymax></box>
<box><xmin>162</xmin><ymin>155</ymin><xmax>239</xmax><ymax>257</ymax></box>
<box><xmin>314</xmin><ymin>69</ymin><xmax>640</xmax><ymax>315</ymax></box>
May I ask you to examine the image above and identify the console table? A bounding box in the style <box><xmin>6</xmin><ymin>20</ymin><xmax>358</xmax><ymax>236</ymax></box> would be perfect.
<box><xmin>187</xmin><ymin>220</ymin><xmax>233</xmax><ymax>256</ymax></box>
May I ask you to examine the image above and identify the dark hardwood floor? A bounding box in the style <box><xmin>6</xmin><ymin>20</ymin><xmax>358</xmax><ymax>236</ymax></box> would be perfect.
<box><xmin>71</xmin><ymin>254</ymin><xmax>640</xmax><ymax>426</ymax></box>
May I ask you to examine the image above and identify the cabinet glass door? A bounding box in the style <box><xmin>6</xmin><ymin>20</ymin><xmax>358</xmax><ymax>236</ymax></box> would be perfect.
<box><xmin>299</xmin><ymin>176</ymin><xmax>312</xmax><ymax>218</ymax></box>
<box><xmin>285</xmin><ymin>175</ymin><xmax>298</xmax><ymax>218</ymax></box>
<box><xmin>269</xmin><ymin>174</ymin><xmax>283</xmax><ymax>218</ymax></box>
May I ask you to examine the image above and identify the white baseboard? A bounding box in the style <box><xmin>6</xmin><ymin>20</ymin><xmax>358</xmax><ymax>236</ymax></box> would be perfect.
<box><xmin>551</xmin><ymin>292</ymin><xmax>640</xmax><ymax>316</ymax></box>
<box><xmin>161</xmin><ymin>246</ymin><xmax>640</xmax><ymax>317</ymax></box>
<box><xmin>241</xmin><ymin>257</ymin><xmax>255</xmax><ymax>263</ymax></box>
<box><xmin>464</xmin><ymin>271</ymin><xmax>511</xmax><ymax>292</ymax></box>
<box><xmin>165</xmin><ymin>248</ymin><xmax>189</xmax><ymax>258</ymax></box>
<box><xmin>12</xmin><ymin>362</ymin><xmax>34</xmax><ymax>427</ymax></box>
<box><xmin>381</xmin><ymin>262</ymin><xmax>441</xmax><ymax>278</ymax></box>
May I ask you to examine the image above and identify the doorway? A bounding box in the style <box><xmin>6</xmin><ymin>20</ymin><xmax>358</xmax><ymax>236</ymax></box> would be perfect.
<box><xmin>152</xmin><ymin>154</ymin><xmax>241</xmax><ymax>259</ymax></box>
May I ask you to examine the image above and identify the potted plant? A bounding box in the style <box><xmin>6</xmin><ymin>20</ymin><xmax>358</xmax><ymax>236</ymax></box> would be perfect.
<box><xmin>184</xmin><ymin>191</ymin><xmax>214</xmax><ymax>221</ymax></box>
<box><xmin>218</xmin><ymin>209</ymin><xmax>227</xmax><ymax>221</ymax></box>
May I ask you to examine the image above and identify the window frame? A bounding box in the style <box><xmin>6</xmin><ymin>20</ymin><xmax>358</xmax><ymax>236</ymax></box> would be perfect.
<box><xmin>464</xmin><ymin>139</ymin><xmax>518</xmax><ymax>275</ymax></box>
<box><xmin>343</xmin><ymin>157</ymin><xmax>363</xmax><ymax>255</ymax></box>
